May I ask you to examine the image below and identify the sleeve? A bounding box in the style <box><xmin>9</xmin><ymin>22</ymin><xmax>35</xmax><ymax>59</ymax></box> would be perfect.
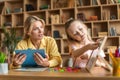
<box><xmin>47</xmin><ymin>38</ymin><xmax>62</xmax><ymax>67</ymax></box>
<box><xmin>11</xmin><ymin>40</ymin><xmax>27</xmax><ymax>69</ymax></box>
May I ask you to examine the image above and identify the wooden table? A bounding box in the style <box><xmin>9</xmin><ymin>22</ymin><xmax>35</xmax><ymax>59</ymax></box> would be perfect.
<box><xmin>0</xmin><ymin>67</ymin><xmax>120</xmax><ymax>80</ymax></box>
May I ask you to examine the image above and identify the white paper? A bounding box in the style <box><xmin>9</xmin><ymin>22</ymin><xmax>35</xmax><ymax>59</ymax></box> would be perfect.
<box><xmin>14</xmin><ymin>67</ymin><xmax>48</xmax><ymax>72</ymax></box>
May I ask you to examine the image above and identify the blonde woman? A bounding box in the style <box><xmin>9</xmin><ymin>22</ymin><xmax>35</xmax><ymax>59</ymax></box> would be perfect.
<box><xmin>12</xmin><ymin>16</ymin><xmax>62</xmax><ymax>68</ymax></box>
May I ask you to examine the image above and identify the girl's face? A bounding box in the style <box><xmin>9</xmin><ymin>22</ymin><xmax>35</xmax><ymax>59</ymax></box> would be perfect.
<box><xmin>67</xmin><ymin>21</ymin><xmax>88</xmax><ymax>42</ymax></box>
<box><xmin>28</xmin><ymin>21</ymin><xmax>44</xmax><ymax>40</ymax></box>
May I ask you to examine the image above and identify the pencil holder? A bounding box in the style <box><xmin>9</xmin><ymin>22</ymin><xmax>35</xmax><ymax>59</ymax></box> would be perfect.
<box><xmin>113</xmin><ymin>58</ymin><xmax>120</xmax><ymax>76</ymax></box>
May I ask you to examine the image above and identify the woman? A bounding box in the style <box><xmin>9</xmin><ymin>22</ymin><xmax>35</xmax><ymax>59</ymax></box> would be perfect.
<box><xmin>12</xmin><ymin>16</ymin><xmax>62</xmax><ymax>68</ymax></box>
<box><xmin>65</xmin><ymin>18</ymin><xmax>105</xmax><ymax>68</ymax></box>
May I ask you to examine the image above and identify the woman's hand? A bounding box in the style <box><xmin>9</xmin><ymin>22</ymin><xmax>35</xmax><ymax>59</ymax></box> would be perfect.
<box><xmin>13</xmin><ymin>53</ymin><xmax>26</xmax><ymax>66</ymax></box>
<box><xmin>86</xmin><ymin>42</ymin><xmax>99</xmax><ymax>50</ymax></box>
<box><xmin>34</xmin><ymin>53</ymin><xmax>50</xmax><ymax>67</ymax></box>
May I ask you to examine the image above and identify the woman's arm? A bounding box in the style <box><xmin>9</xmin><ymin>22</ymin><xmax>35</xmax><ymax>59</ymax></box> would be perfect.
<box><xmin>47</xmin><ymin>37</ymin><xmax>62</xmax><ymax>67</ymax></box>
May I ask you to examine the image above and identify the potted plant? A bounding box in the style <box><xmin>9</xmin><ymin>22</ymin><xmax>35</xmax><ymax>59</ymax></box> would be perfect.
<box><xmin>2</xmin><ymin>27</ymin><xmax>22</xmax><ymax>54</ymax></box>
<box><xmin>0</xmin><ymin>51</ymin><xmax>8</xmax><ymax>74</ymax></box>
<box><xmin>1</xmin><ymin>27</ymin><xmax>22</xmax><ymax>68</ymax></box>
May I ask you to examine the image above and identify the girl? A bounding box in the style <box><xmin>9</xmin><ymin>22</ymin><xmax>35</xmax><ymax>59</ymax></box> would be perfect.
<box><xmin>65</xmin><ymin>18</ymin><xmax>105</xmax><ymax>68</ymax></box>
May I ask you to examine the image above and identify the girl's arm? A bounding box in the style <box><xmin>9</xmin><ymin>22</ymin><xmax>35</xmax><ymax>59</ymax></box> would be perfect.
<box><xmin>72</xmin><ymin>42</ymin><xmax>99</xmax><ymax>58</ymax></box>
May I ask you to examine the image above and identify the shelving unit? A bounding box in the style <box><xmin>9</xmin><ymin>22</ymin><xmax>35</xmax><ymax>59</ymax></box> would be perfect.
<box><xmin>0</xmin><ymin>0</ymin><xmax>120</xmax><ymax>66</ymax></box>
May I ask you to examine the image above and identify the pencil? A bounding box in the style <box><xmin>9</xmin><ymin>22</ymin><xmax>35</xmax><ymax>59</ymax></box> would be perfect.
<box><xmin>109</xmin><ymin>51</ymin><xmax>117</xmax><ymax>65</ymax></box>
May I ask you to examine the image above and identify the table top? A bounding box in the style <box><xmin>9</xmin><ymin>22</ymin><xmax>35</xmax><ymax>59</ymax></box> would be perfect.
<box><xmin>0</xmin><ymin>67</ymin><xmax>120</xmax><ymax>80</ymax></box>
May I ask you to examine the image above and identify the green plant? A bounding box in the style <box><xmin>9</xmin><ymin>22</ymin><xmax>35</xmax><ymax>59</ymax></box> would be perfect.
<box><xmin>0</xmin><ymin>52</ymin><xmax>6</xmax><ymax>63</ymax></box>
<box><xmin>2</xmin><ymin>27</ymin><xmax>22</xmax><ymax>54</ymax></box>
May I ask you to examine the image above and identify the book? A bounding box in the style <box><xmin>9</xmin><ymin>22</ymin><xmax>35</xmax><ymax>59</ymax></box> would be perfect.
<box><xmin>53</xmin><ymin>30</ymin><xmax>60</xmax><ymax>38</ymax></box>
<box><xmin>109</xmin><ymin>0</ymin><xmax>115</xmax><ymax>4</ymax></box>
<box><xmin>6</xmin><ymin>8</ymin><xmax>11</xmax><ymax>14</ymax></box>
<box><xmin>15</xmin><ymin>48</ymin><xmax>45</xmax><ymax>67</ymax></box>
<box><xmin>78</xmin><ymin>0</ymin><xmax>83</xmax><ymax>6</ymax></box>
<box><xmin>0</xmin><ymin>2</ymin><xmax>4</xmax><ymax>14</ymax></box>
<box><xmin>109</xmin><ymin>27</ymin><xmax>113</xmax><ymax>36</ymax></box>
<box><xmin>96</xmin><ymin>0</ymin><xmax>101</xmax><ymax>5</ymax></box>
<box><xmin>76</xmin><ymin>0</ymin><xmax>80</xmax><ymax>6</ymax></box>
<box><xmin>92</xmin><ymin>0</ymin><xmax>97</xmax><ymax>5</ymax></box>
<box><xmin>87</xmin><ymin>28</ymin><xmax>92</xmax><ymax>37</ymax></box>
<box><xmin>109</xmin><ymin>27</ymin><xmax>117</xmax><ymax>36</ymax></box>
<box><xmin>112</xmin><ymin>27</ymin><xmax>117</xmax><ymax>36</ymax></box>
<box><xmin>98</xmin><ymin>32</ymin><xmax>108</xmax><ymax>37</ymax></box>
<box><xmin>14</xmin><ymin>8</ymin><xmax>22</xmax><ymax>13</ymax></box>
<box><xmin>113</xmin><ymin>0</ymin><xmax>118</xmax><ymax>3</ymax></box>
<box><xmin>68</xmin><ymin>0</ymin><xmax>74</xmax><ymax>8</ymax></box>
<box><xmin>77</xmin><ymin>13</ymin><xmax>86</xmax><ymax>21</ymax></box>
<box><xmin>102</xmin><ymin>10</ymin><xmax>110</xmax><ymax>20</ymax></box>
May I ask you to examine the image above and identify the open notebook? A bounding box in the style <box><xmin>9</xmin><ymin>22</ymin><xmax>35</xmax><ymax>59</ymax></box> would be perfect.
<box><xmin>15</xmin><ymin>48</ymin><xmax>45</xmax><ymax>67</ymax></box>
<box><xmin>86</xmin><ymin>36</ymin><xmax>112</xmax><ymax>72</ymax></box>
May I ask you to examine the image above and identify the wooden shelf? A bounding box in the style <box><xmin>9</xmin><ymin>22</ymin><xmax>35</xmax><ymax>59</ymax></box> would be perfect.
<box><xmin>1</xmin><ymin>0</ymin><xmax>120</xmax><ymax>65</ymax></box>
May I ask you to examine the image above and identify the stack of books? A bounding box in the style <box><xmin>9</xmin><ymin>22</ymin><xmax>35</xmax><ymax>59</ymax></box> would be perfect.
<box><xmin>109</xmin><ymin>27</ymin><xmax>117</xmax><ymax>36</ymax></box>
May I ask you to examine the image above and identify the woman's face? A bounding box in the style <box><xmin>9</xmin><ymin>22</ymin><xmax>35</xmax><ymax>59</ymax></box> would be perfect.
<box><xmin>28</xmin><ymin>21</ymin><xmax>44</xmax><ymax>40</ymax></box>
<box><xmin>67</xmin><ymin>21</ymin><xmax>88</xmax><ymax>42</ymax></box>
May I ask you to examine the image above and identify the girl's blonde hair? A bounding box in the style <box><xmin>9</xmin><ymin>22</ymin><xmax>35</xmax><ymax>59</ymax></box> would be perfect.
<box><xmin>65</xmin><ymin>18</ymin><xmax>93</xmax><ymax>42</ymax></box>
<box><xmin>23</xmin><ymin>16</ymin><xmax>45</xmax><ymax>39</ymax></box>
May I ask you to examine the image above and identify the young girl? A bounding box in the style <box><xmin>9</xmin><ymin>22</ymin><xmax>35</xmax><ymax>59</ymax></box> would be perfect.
<box><xmin>65</xmin><ymin>18</ymin><xmax>105</xmax><ymax>68</ymax></box>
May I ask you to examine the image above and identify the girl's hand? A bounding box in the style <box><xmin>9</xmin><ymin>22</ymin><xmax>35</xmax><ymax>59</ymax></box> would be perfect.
<box><xmin>13</xmin><ymin>53</ymin><xmax>26</xmax><ymax>66</ymax></box>
<box><xmin>34</xmin><ymin>53</ymin><xmax>50</xmax><ymax>67</ymax></box>
<box><xmin>86</xmin><ymin>42</ymin><xmax>99</xmax><ymax>50</ymax></box>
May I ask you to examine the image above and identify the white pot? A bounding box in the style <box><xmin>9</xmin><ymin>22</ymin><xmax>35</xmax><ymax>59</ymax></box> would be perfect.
<box><xmin>0</xmin><ymin>63</ymin><xmax>8</xmax><ymax>74</ymax></box>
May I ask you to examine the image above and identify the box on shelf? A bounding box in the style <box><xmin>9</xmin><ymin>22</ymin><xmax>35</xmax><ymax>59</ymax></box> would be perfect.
<box><xmin>98</xmin><ymin>32</ymin><xmax>108</xmax><ymax>37</ymax></box>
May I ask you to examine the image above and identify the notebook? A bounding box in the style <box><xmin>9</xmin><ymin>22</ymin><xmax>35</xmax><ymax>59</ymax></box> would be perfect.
<box><xmin>15</xmin><ymin>48</ymin><xmax>45</xmax><ymax>67</ymax></box>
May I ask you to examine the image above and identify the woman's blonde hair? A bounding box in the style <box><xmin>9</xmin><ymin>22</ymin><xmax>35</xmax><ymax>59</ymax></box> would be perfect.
<box><xmin>23</xmin><ymin>16</ymin><xmax>45</xmax><ymax>39</ymax></box>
